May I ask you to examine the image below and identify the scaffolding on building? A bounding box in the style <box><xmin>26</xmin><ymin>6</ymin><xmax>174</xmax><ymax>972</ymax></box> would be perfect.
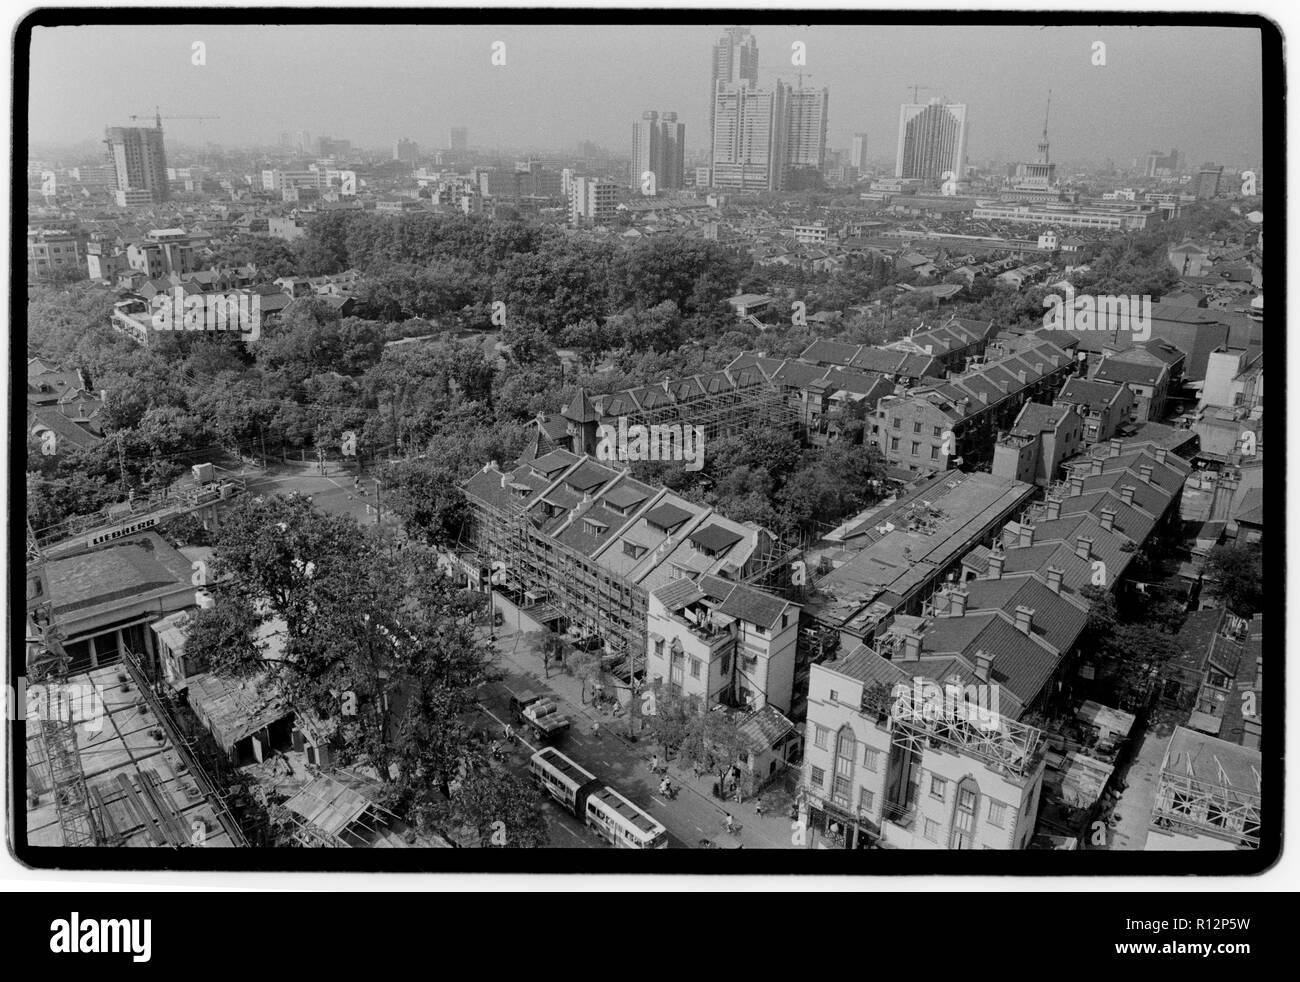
<box><xmin>889</xmin><ymin>694</ymin><xmax>1047</xmax><ymax>782</ymax></box>
<box><xmin>466</xmin><ymin>466</ymin><xmax>800</xmax><ymax>683</ymax></box>
<box><xmin>38</xmin><ymin>715</ymin><xmax>101</xmax><ymax>847</ymax></box>
<box><xmin>1150</xmin><ymin>767</ymin><xmax>1261</xmax><ymax>848</ymax></box>
<box><xmin>611</xmin><ymin>370</ymin><xmax>802</xmax><ymax>444</ymax></box>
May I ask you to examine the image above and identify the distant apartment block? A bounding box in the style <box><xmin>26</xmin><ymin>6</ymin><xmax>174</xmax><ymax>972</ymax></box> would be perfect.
<box><xmin>569</xmin><ymin>176</ymin><xmax>618</xmax><ymax>224</ymax></box>
<box><xmin>105</xmin><ymin>124</ymin><xmax>169</xmax><ymax>204</ymax></box>
<box><xmin>631</xmin><ymin>111</ymin><xmax>686</xmax><ymax>192</ymax></box>
<box><xmin>27</xmin><ymin>229</ymin><xmax>87</xmax><ymax>279</ymax></box>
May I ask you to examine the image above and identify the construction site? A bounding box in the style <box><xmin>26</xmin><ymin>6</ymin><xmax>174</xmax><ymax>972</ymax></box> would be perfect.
<box><xmin>461</xmin><ymin>447</ymin><xmax>800</xmax><ymax>691</ymax></box>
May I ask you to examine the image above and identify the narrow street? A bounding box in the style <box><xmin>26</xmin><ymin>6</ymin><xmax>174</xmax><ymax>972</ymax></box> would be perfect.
<box><xmin>478</xmin><ymin>628</ymin><xmax>804</xmax><ymax>850</ymax></box>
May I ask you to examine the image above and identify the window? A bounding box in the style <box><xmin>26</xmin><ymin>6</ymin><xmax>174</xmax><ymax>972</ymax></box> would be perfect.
<box><xmin>890</xmin><ymin>437</ymin><xmax>900</xmax><ymax>451</ymax></box>
<box><xmin>923</xmin><ymin>817</ymin><xmax>940</xmax><ymax>842</ymax></box>
<box><xmin>829</xmin><ymin>690</ymin><xmax>838</xmax><ymax>703</ymax></box>
<box><xmin>814</xmin><ymin>725</ymin><xmax>829</xmax><ymax>750</ymax></box>
<box><xmin>930</xmin><ymin>775</ymin><xmax>947</xmax><ymax>801</ymax></box>
<box><xmin>911</xmin><ymin>442</ymin><xmax>920</xmax><ymax>456</ymax></box>
<box><xmin>892</xmin><ymin>417</ymin><xmax>901</xmax><ymax>429</ymax></box>
<box><xmin>933</xmin><ymin>426</ymin><xmax>943</xmax><ymax>437</ymax></box>
<box><xmin>622</xmin><ymin>541</ymin><xmax>646</xmax><ymax>559</ymax></box>
<box><xmin>832</xmin><ymin>775</ymin><xmax>851</xmax><ymax>805</ymax></box>
<box><xmin>913</xmin><ymin>421</ymin><xmax>922</xmax><ymax>433</ymax></box>
<box><xmin>810</xmin><ymin>766</ymin><xmax>825</xmax><ymax>788</ymax></box>
<box><xmin>931</xmin><ymin>446</ymin><xmax>939</xmax><ymax>460</ymax></box>
<box><xmin>988</xmin><ymin>801</ymin><xmax>1006</xmax><ymax>828</ymax></box>
<box><xmin>720</xmin><ymin>654</ymin><xmax>730</xmax><ymax>674</ymax></box>
<box><xmin>653</xmin><ymin>638</ymin><xmax>664</xmax><ymax>657</ymax></box>
<box><xmin>859</xmin><ymin>788</ymin><xmax>874</xmax><ymax>812</ymax></box>
<box><xmin>863</xmin><ymin>748</ymin><xmax>879</xmax><ymax>771</ymax></box>
<box><xmin>690</xmin><ymin>658</ymin><xmax>701</xmax><ymax>679</ymax></box>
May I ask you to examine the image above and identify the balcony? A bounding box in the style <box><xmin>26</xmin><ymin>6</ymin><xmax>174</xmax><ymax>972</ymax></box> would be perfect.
<box><xmin>881</xmin><ymin>799</ymin><xmax>915</xmax><ymax>830</ymax></box>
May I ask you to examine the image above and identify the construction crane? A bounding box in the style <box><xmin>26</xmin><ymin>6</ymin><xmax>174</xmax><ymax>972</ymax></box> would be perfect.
<box><xmin>756</xmin><ymin>65</ymin><xmax>817</xmax><ymax>89</ymax></box>
<box><xmin>906</xmin><ymin>84</ymin><xmax>935</xmax><ymax>103</ymax></box>
<box><xmin>129</xmin><ymin>107</ymin><xmax>221</xmax><ymax>128</ymax></box>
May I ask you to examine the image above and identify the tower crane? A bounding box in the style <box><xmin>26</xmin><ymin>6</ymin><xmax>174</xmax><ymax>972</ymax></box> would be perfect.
<box><xmin>755</xmin><ymin>65</ymin><xmax>817</xmax><ymax>88</ymax></box>
<box><xmin>129</xmin><ymin>106</ymin><xmax>221</xmax><ymax>128</ymax></box>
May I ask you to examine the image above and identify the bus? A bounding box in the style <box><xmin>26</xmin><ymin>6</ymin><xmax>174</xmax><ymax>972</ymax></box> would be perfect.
<box><xmin>529</xmin><ymin>748</ymin><xmax>600</xmax><ymax>816</ymax></box>
<box><xmin>583</xmin><ymin>785</ymin><xmax>668</xmax><ymax>849</ymax></box>
<box><xmin>530</xmin><ymin>748</ymin><xmax>669</xmax><ymax>849</ymax></box>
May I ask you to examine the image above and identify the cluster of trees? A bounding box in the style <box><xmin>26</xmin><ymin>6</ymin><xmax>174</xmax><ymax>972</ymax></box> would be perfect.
<box><xmin>181</xmin><ymin>494</ymin><xmax>548</xmax><ymax>847</ymax></box>
<box><xmin>639</xmin><ymin>687</ymin><xmax>769</xmax><ymax>802</ymax></box>
<box><xmin>627</xmin><ymin>421</ymin><xmax>888</xmax><ymax>542</ymax></box>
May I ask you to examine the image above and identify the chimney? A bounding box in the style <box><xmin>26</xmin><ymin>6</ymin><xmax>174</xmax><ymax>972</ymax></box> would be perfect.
<box><xmin>1154</xmin><ymin>448</ymin><xmax>1168</xmax><ymax>464</ymax></box>
<box><xmin>1120</xmin><ymin>485</ymin><xmax>1136</xmax><ymax>506</ymax></box>
<box><xmin>1076</xmin><ymin>536</ymin><xmax>1093</xmax><ymax>560</ymax></box>
<box><xmin>974</xmin><ymin>649</ymin><xmax>995</xmax><ymax>683</ymax></box>
<box><xmin>1109</xmin><ymin>438</ymin><xmax>1123</xmax><ymax>458</ymax></box>
<box><xmin>1139</xmin><ymin>464</ymin><xmax>1154</xmax><ymax>483</ymax></box>
<box><xmin>901</xmin><ymin>631</ymin><xmax>922</xmax><ymax>662</ymax></box>
<box><xmin>1099</xmin><ymin>509</ymin><xmax>1116</xmax><ymax>532</ymax></box>
<box><xmin>1014</xmin><ymin>606</ymin><xmax>1035</xmax><ymax>635</ymax></box>
<box><xmin>1045</xmin><ymin>567</ymin><xmax>1064</xmax><ymax>594</ymax></box>
<box><xmin>1069</xmin><ymin>474</ymin><xmax>1085</xmax><ymax>497</ymax></box>
<box><xmin>987</xmin><ymin>551</ymin><xmax>1005</xmax><ymax>580</ymax></box>
<box><xmin>1019</xmin><ymin>524</ymin><xmax>1035</xmax><ymax>548</ymax></box>
<box><xmin>1091</xmin><ymin>458</ymin><xmax>1104</xmax><ymax>476</ymax></box>
<box><xmin>1045</xmin><ymin>498</ymin><xmax>1062</xmax><ymax>520</ymax></box>
<box><xmin>951</xmin><ymin>587</ymin><xmax>969</xmax><ymax>616</ymax></box>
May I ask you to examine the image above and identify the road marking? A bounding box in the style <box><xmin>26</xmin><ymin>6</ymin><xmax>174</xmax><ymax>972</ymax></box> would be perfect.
<box><xmin>651</xmin><ymin>796</ymin><xmax>666</xmax><ymax>806</ymax></box>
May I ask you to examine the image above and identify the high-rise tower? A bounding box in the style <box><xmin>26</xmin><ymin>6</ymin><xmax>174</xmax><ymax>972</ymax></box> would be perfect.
<box><xmin>895</xmin><ymin>99</ymin><xmax>968</xmax><ymax>182</ymax></box>
<box><xmin>104</xmin><ymin>122</ymin><xmax>169</xmax><ymax>204</ymax></box>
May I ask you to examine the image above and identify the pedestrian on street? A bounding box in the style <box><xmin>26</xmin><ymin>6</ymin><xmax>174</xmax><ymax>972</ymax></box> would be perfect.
<box><xmin>755</xmin><ymin>800</ymin><xmax>764</xmax><ymax>818</ymax></box>
<box><xmin>650</xmin><ymin>754</ymin><xmax>659</xmax><ymax>773</ymax></box>
<box><xmin>591</xmin><ymin>720</ymin><xmax>600</xmax><ymax>738</ymax></box>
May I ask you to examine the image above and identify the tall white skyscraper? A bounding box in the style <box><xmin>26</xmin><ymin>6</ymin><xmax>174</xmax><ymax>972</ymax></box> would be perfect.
<box><xmin>710</xmin><ymin>26</ymin><xmax>759</xmax><ymax>151</ymax></box>
<box><xmin>711</xmin><ymin>80</ymin><xmax>787</xmax><ymax>192</ymax></box>
<box><xmin>851</xmin><ymin>133</ymin><xmax>868</xmax><ymax>170</ymax></box>
<box><xmin>895</xmin><ymin>99</ymin><xmax>968</xmax><ymax>182</ymax></box>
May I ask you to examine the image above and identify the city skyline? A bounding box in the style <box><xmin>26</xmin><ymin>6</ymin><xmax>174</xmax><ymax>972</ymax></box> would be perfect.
<box><xmin>28</xmin><ymin>24</ymin><xmax>1263</xmax><ymax>166</ymax></box>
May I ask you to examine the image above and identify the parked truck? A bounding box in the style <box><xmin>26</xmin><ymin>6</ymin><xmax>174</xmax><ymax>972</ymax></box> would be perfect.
<box><xmin>509</xmin><ymin>690</ymin><xmax>572</xmax><ymax>742</ymax></box>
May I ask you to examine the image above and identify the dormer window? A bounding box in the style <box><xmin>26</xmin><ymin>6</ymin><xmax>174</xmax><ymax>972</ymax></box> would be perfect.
<box><xmin>623</xmin><ymin>542</ymin><xmax>647</xmax><ymax>559</ymax></box>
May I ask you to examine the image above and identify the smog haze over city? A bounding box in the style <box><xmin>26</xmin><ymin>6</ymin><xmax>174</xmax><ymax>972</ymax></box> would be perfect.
<box><xmin>30</xmin><ymin>23</ymin><xmax>1263</xmax><ymax>167</ymax></box>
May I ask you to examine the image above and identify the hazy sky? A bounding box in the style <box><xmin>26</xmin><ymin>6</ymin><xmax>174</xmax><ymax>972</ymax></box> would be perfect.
<box><xmin>28</xmin><ymin>22</ymin><xmax>1264</xmax><ymax>165</ymax></box>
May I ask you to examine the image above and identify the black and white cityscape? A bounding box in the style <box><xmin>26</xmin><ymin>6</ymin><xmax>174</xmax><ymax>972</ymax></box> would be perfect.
<box><xmin>19</xmin><ymin>19</ymin><xmax>1268</xmax><ymax>863</ymax></box>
